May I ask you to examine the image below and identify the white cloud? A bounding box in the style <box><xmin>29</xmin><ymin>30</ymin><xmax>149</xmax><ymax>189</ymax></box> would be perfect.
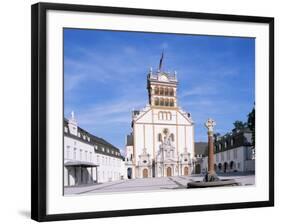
<box><xmin>66</xmin><ymin>96</ymin><xmax>146</xmax><ymax>128</ymax></box>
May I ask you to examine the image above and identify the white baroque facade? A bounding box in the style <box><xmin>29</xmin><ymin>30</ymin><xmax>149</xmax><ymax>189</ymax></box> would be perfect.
<box><xmin>64</xmin><ymin>112</ymin><xmax>125</xmax><ymax>187</ymax></box>
<box><xmin>124</xmin><ymin>63</ymin><xmax>195</xmax><ymax>179</ymax></box>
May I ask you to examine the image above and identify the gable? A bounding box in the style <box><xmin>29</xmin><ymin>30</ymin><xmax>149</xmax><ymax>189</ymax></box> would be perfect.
<box><xmin>176</xmin><ymin>110</ymin><xmax>193</xmax><ymax>125</ymax></box>
<box><xmin>134</xmin><ymin>108</ymin><xmax>153</xmax><ymax>123</ymax></box>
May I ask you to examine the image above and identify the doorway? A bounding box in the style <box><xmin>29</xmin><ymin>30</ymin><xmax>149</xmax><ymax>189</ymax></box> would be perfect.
<box><xmin>184</xmin><ymin>166</ymin><xmax>189</xmax><ymax>176</ymax></box>
<box><xmin>143</xmin><ymin>168</ymin><xmax>148</xmax><ymax>178</ymax></box>
<box><xmin>167</xmin><ymin>167</ymin><xmax>172</xmax><ymax>176</ymax></box>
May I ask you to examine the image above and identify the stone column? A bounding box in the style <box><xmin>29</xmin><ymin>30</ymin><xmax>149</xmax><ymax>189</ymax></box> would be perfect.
<box><xmin>96</xmin><ymin>167</ymin><xmax>98</xmax><ymax>183</ymax></box>
<box><xmin>204</xmin><ymin>118</ymin><xmax>219</xmax><ymax>181</ymax></box>
<box><xmin>207</xmin><ymin>132</ymin><xmax>215</xmax><ymax>175</ymax></box>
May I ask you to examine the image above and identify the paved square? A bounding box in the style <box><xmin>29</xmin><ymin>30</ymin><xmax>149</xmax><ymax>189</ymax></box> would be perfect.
<box><xmin>64</xmin><ymin>173</ymin><xmax>255</xmax><ymax>195</ymax></box>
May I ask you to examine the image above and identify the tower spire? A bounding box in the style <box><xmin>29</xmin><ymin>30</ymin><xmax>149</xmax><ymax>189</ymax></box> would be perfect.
<box><xmin>158</xmin><ymin>51</ymin><xmax>164</xmax><ymax>71</ymax></box>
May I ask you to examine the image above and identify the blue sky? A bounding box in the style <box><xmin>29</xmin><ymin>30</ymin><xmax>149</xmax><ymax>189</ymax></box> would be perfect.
<box><xmin>64</xmin><ymin>28</ymin><xmax>255</xmax><ymax>152</ymax></box>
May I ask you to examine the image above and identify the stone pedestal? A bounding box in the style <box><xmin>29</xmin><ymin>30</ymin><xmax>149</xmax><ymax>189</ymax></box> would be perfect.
<box><xmin>187</xmin><ymin>118</ymin><xmax>238</xmax><ymax>188</ymax></box>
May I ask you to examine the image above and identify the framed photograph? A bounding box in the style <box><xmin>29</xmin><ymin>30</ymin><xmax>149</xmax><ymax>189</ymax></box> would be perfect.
<box><xmin>31</xmin><ymin>2</ymin><xmax>274</xmax><ymax>222</ymax></box>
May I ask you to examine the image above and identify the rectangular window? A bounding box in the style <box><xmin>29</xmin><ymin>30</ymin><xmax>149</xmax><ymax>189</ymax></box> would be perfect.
<box><xmin>73</xmin><ymin>148</ymin><xmax>76</xmax><ymax>160</ymax></box>
<box><xmin>66</xmin><ymin>146</ymin><xmax>70</xmax><ymax>159</ymax></box>
<box><xmin>227</xmin><ymin>150</ymin><xmax>230</xmax><ymax>160</ymax></box>
<box><xmin>233</xmin><ymin>149</ymin><xmax>238</xmax><ymax>159</ymax></box>
<box><xmin>85</xmin><ymin>151</ymin><xmax>88</xmax><ymax>161</ymax></box>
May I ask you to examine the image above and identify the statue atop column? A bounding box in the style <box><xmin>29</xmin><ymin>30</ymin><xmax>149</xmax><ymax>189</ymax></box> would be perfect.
<box><xmin>205</xmin><ymin>118</ymin><xmax>216</xmax><ymax>133</ymax></box>
<box><xmin>204</xmin><ymin>118</ymin><xmax>220</xmax><ymax>182</ymax></box>
<box><xmin>187</xmin><ymin>118</ymin><xmax>238</xmax><ymax>188</ymax></box>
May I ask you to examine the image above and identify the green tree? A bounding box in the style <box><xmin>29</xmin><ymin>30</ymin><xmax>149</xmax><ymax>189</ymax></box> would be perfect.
<box><xmin>247</xmin><ymin>106</ymin><xmax>255</xmax><ymax>146</ymax></box>
<box><xmin>233</xmin><ymin>120</ymin><xmax>246</xmax><ymax>130</ymax></box>
<box><xmin>213</xmin><ymin>132</ymin><xmax>221</xmax><ymax>141</ymax></box>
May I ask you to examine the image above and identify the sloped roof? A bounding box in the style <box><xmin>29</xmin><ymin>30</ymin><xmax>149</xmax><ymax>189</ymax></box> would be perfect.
<box><xmin>64</xmin><ymin>118</ymin><xmax>122</xmax><ymax>159</ymax></box>
<box><xmin>195</xmin><ymin>142</ymin><xmax>208</xmax><ymax>156</ymax></box>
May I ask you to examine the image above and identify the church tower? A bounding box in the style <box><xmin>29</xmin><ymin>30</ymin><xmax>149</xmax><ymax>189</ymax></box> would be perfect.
<box><xmin>147</xmin><ymin>52</ymin><xmax>178</xmax><ymax>108</ymax></box>
<box><xmin>126</xmin><ymin>52</ymin><xmax>195</xmax><ymax>179</ymax></box>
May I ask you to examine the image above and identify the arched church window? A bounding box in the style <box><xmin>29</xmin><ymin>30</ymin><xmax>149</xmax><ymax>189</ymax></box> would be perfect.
<box><xmin>170</xmin><ymin>133</ymin><xmax>175</xmax><ymax>142</ymax></box>
<box><xmin>170</xmin><ymin>99</ymin><xmax>174</xmax><ymax>107</ymax></box>
<box><xmin>165</xmin><ymin>98</ymin><xmax>169</xmax><ymax>106</ymax></box>
<box><xmin>158</xmin><ymin>133</ymin><xmax>162</xmax><ymax>142</ymax></box>
<box><xmin>164</xmin><ymin>88</ymin><xmax>168</xmax><ymax>96</ymax></box>
<box><xmin>160</xmin><ymin>87</ymin><xmax>164</xmax><ymax>95</ymax></box>
<box><xmin>160</xmin><ymin>98</ymin><xmax>164</xmax><ymax>106</ymax></box>
<box><xmin>155</xmin><ymin>97</ymin><xmax>159</xmax><ymax>106</ymax></box>
<box><xmin>169</xmin><ymin>88</ymin><xmax>174</xmax><ymax>96</ymax></box>
<box><xmin>155</xmin><ymin>87</ymin><xmax>159</xmax><ymax>95</ymax></box>
<box><xmin>166</xmin><ymin>112</ymin><xmax>170</xmax><ymax>120</ymax></box>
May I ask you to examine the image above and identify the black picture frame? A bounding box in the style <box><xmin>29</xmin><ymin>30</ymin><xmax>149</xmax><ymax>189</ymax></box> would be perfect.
<box><xmin>31</xmin><ymin>2</ymin><xmax>274</xmax><ymax>222</ymax></box>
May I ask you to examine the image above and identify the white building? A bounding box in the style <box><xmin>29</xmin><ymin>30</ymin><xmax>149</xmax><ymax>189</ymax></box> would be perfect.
<box><xmin>64</xmin><ymin>112</ymin><xmax>124</xmax><ymax>187</ymax></box>
<box><xmin>197</xmin><ymin>129</ymin><xmax>255</xmax><ymax>174</ymax></box>
<box><xmin>124</xmin><ymin>59</ymin><xmax>195</xmax><ymax>179</ymax></box>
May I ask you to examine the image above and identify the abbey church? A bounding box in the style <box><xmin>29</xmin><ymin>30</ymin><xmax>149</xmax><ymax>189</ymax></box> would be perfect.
<box><xmin>125</xmin><ymin>55</ymin><xmax>195</xmax><ymax>179</ymax></box>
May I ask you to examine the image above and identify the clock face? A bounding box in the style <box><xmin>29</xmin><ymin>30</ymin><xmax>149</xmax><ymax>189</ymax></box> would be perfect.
<box><xmin>158</xmin><ymin>74</ymin><xmax>169</xmax><ymax>82</ymax></box>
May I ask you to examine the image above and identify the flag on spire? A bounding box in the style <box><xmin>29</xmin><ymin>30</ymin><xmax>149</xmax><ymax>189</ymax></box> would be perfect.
<box><xmin>159</xmin><ymin>51</ymin><xmax>164</xmax><ymax>71</ymax></box>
